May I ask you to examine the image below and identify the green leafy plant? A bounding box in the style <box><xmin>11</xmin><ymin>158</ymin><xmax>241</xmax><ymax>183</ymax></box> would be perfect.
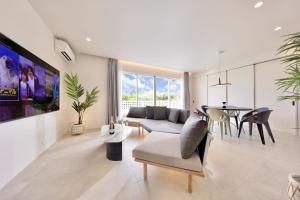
<box><xmin>276</xmin><ymin>32</ymin><xmax>300</xmax><ymax>100</ymax></box>
<box><xmin>64</xmin><ymin>73</ymin><xmax>99</xmax><ymax>124</ymax></box>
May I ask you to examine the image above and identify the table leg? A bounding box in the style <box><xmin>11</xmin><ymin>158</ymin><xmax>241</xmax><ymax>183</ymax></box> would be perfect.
<box><xmin>106</xmin><ymin>142</ymin><xmax>122</xmax><ymax>161</ymax></box>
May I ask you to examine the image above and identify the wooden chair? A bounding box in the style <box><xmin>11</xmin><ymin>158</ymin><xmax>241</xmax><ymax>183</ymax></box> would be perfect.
<box><xmin>238</xmin><ymin>108</ymin><xmax>275</xmax><ymax>145</ymax></box>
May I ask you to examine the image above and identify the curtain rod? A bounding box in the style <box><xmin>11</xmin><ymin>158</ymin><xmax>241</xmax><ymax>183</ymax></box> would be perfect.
<box><xmin>206</xmin><ymin>55</ymin><xmax>288</xmax><ymax>76</ymax></box>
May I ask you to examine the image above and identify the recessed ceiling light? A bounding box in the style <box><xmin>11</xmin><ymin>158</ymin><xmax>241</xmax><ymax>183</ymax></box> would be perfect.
<box><xmin>254</xmin><ymin>1</ymin><xmax>264</xmax><ymax>8</ymax></box>
<box><xmin>274</xmin><ymin>26</ymin><xmax>282</xmax><ymax>31</ymax></box>
<box><xmin>86</xmin><ymin>37</ymin><xmax>91</xmax><ymax>42</ymax></box>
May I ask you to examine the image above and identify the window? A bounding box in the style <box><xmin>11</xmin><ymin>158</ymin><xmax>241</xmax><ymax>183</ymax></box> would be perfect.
<box><xmin>121</xmin><ymin>73</ymin><xmax>137</xmax><ymax>115</ymax></box>
<box><xmin>155</xmin><ymin>77</ymin><xmax>169</xmax><ymax>107</ymax></box>
<box><xmin>121</xmin><ymin>72</ymin><xmax>182</xmax><ymax>114</ymax></box>
<box><xmin>138</xmin><ymin>75</ymin><xmax>154</xmax><ymax>107</ymax></box>
<box><xmin>169</xmin><ymin>79</ymin><xmax>181</xmax><ymax>108</ymax></box>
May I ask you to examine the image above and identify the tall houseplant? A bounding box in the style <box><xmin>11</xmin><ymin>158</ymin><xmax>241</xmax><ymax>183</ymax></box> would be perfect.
<box><xmin>276</xmin><ymin>32</ymin><xmax>300</xmax><ymax>100</ymax></box>
<box><xmin>64</xmin><ymin>73</ymin><xmax>99</xmax><ymax>134</ymax></box>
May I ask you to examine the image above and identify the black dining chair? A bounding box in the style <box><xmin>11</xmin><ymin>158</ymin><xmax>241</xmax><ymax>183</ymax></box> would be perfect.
<box><xmin>195</xmin><ymin>108</ymin><xmax>208</xmax><ymax>121</ymax></box>
<box><xmin>240</xmin><ymin>107</ymin><xmax>269</xmax><ymax>136</ymax></box>
<box><xmin>238</xmin><ymin>108</ymin><xmax>275</xmax><ymax>145</ymax></box>
<box><xmin>201</xmin><ymin>105</ymin><xmax>208</xmax><ymax>114</ymax></box>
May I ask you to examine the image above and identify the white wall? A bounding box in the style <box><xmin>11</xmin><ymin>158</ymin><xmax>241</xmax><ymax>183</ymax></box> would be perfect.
<box><xmin>68</xmin><ymin>54</ymin><xmax>108</xmax><ymax>129</ymax></box>
<box><xmin>191</xmin><ymin>57</ymin><xmax>296</xmax><ymax>134</ymax></box>
<box><xmin>0</xmin><ymin>0</ymin><xmax>70</xmax><ymax>188</ymax></box>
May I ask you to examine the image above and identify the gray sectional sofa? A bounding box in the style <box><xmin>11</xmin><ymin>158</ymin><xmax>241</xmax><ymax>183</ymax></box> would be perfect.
<box><xmin>126</xmin><ymin>106</ymin><xmax>213</xmax><ymax>193</ymax></box>
<box><xmin>123</xmin><ymin>106</ymin><xmax>190</xmax><ymax>134</ymax></box>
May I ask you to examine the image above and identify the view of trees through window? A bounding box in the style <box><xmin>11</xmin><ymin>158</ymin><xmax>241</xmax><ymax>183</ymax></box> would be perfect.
<box><xmin>122</xmin><ymin>72</ymin><xmax>182</xmax><ymax>115</ymax></box>
<box><xmin>170</xmin><ymin>79</ymin><xmax>181</xmax><ymax>108</ymax></box>
<box><xmin>155</xmin><ymin>77</ymin><xmax>169</xmax><ymax>107</ymax></box>
<box><xmin>138</xmin><ymin>75</ymin><xmax>154</xmax><ymax>106</ymax></box>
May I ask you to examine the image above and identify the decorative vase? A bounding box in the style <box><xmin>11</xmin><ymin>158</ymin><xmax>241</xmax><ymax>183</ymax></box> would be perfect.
<box><xmin>71</xmin><ymin>123</ymin><xmax>84</xmax><ymax>135</ymax></box>
<box><xmin>222</xmin><ymin>101</ymin><xmax>227</xmax><ymax>108</ymax></box>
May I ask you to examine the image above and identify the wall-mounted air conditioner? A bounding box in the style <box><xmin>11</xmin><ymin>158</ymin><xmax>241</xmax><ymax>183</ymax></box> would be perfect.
<box><xmin>54</xmin><ymin>38</ymin><xmax>75</xmax><ymax>62</ymax></box>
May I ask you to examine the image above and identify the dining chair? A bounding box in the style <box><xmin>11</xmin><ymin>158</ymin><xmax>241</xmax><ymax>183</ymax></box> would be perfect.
<box><xmin>207</xmin><ymin>109</ymin><xmax>231</xmax><ymax>140</ymax></box>
<box><xmin>238</xmin><ymin>108</ymin><xmax>275</xmax><ymax>145</ymax></box>
<box><xmin>195</xmin><ymin>108</ymin><xmax>208</xmax><ymax>121</ymax></box>
<box><xmin>227</xmin><ymin>110</ymin><xmax>240</xmax><ymax>129</ymax></box>
<box><xmin>240</xmin><ymin>107</ymin><xmax>269</xmax><ymax>136</ymax></box>
<box><xmin>201</xmin><ymin>105</ymin><xmax>208</xmax><ymax>114</ymax></box>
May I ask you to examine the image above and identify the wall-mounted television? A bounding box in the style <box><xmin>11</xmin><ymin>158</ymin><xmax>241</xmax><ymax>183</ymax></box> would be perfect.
<box><xmin>0</xmin><ymin>33</ymin><xmax>59</xmax><ymax>123</ymax></box>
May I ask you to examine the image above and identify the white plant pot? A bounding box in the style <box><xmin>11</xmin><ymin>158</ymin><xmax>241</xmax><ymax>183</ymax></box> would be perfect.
<box><xmin>71</xmin><ymin>124</ymin><xmax>84</xmax><ymax>135</ymax></box>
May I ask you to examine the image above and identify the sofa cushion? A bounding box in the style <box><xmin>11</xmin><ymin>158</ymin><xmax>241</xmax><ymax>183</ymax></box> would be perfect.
<box><xmin>140</xmin><ymin>119</ymin><xmax>183</xmax><ymax>134</ymax></box>
<box><xmin>145</xmin><ymin>106</ymin><xmax>154</xmax><ymax>119</ymax></box>
<box><xmin>178</xmin><ymin>109</ymin><xmax>190</xmax><ymax>124</ymax></box>
<box><xmin>127</xmin><ymin>107</ymin><xmax>146</xmax><ymax>118</ymax></box>
<box><xmin>132</xmin><ymin>132</ymin><xmax>202</xmax><ymax>172</ymax></box>
<box><xmin>168</xmin><ymin>108</ymin><xmax>180</xmax><ymax>123</ymax></box>
<box><xmin>180</xmin><ymin>115</ymin><xmax>208</xmax><ymax>159</ymax></box>
<box><xmin>153</xmin><ymin>106</ymin><xmax>167</xmax><ymax>120</ymax></box>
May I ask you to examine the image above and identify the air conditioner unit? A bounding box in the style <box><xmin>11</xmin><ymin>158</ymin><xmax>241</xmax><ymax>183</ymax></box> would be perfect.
<box><xmin>54</xmin><ymin>38</ymin><xmax>75</xmax><ymax>62</ymax></box>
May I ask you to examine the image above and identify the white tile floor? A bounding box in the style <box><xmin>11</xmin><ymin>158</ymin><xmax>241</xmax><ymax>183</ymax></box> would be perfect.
<box><xmin>0</xmin><ymin>127</ymin><xmax>300</xmax><ymax>200</ymax></box>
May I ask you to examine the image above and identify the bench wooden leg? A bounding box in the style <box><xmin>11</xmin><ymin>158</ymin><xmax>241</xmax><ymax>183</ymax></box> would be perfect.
<box><xmin>188</xmin><ymin>174</ymin><xmax>192</xmax><ymax>193</ymax></box>
<box><xmin>144</xmin><ymin>163</ymin><xmax>147</xmax><ymax>180</ymax></box>
<box><xmin>142</xmin><ymin>127</ymin><xmax>144</xmax><ymax>136</ymax></box>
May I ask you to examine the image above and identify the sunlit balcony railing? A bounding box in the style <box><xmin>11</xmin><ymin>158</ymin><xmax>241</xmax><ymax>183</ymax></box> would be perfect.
<box><xmin>121</xmin><ymin>100</ymin><xmax>181</xmax><ymax>115</ymax></box>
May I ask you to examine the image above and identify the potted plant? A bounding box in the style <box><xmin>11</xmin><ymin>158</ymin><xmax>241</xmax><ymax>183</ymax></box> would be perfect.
<box><xmin>64</xmin><ymin>73</ymin><xmax>99</xmax><ymax>135</ymax></box>
<box><xmin>276</xmin><ymin>32</ymin><xmax>300</xmax><ymax>100</ymax></box>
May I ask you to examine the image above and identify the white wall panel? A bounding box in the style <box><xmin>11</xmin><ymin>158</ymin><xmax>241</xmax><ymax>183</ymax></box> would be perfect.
<box><xmin>256</xmin><ymin>60</ymin><xmax>295</xmax><ymax>133</ymax></box>
<box><xmin>227</xmin><ymin>66</ymin><xmax>254</xmax><ymax>108</ymax></box>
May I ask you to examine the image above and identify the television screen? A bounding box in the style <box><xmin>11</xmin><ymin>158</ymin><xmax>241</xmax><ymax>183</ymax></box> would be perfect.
<box><xmin>0</xmin><ymin>33</ymin><xmax>59</xmax><ymax>123</ymax></box>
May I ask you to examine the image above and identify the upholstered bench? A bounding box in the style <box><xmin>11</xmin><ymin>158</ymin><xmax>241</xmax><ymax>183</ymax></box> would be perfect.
<box><xmin>133</xmin><ymin>131</ymin><xmax>212</xmax><ymax>193</ymax></box>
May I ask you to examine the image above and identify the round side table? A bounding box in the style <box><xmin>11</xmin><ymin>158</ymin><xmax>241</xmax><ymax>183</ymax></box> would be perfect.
<box><xmin>288</xmin><ymin>174</ymin><xmax>300</xmax><ymax>200</ymax></box>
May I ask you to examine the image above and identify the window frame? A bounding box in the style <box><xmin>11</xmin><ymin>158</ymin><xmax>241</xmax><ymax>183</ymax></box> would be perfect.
<box><xmin>121</xmin><ymin>71</ymin><xmax>182</xmax><ymax>111</ymax></box>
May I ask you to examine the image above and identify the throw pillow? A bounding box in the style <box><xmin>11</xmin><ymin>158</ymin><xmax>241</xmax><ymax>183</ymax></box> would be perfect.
<box><xmin>127</xmin><ymin>107</ymin><xmax>146</xmax><ymax>118</ymax></box>
<box><xmin>145</xmin><ymin>106</ymin><xmax>154</xmax><ymax>119</ymax></box>
<box><xmin>178</xmin><ymin>109</ymin><xmax>191</xmax><ymax>124</ymax></box>
<box><xmin>153</xmin><ymin>106</ymin><xmax>167</xmax><ymax>120</ymax></box>
<box><xmin>180</xmin><ymin>114</ymin><xmax>208</xmax><ymax>159</ymax></box>
<box><xmin>168</xmin><ymin>108</ymin><xmax>180</xmax><ymax>123</ymax></box>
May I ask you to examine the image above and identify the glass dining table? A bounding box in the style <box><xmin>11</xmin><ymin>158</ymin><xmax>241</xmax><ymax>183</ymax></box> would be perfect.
<box><xmin>205</xmin><ymin>106</ymin><xmax>252</xmax><ymax>112</ymax></box>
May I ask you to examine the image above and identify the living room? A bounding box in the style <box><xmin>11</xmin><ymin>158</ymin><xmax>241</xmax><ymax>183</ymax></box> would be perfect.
<box><xmin>0</xmin><ymin>0</ymin><xmax>300</xmax><ymax>199</ymax></box>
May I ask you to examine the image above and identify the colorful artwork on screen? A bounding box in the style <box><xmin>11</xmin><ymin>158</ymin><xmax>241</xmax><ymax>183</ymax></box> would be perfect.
<box><xmin>0</xmin><ymin>33</ymin><xmax>60</xmax><ymax>123</ymax></box>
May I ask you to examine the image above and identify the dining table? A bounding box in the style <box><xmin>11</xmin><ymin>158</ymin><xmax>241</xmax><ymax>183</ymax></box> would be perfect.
<box><xmin>205</xmin><ymin>106</ymin><xmax>252</xmax><ymax>112</ymax></box>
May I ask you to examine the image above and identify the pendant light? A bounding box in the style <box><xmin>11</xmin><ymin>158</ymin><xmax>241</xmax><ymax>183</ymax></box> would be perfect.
<box><xmin>210</xmin><ymin>50</ymin><xmax>232</xmax><ymax>87</ymax></box>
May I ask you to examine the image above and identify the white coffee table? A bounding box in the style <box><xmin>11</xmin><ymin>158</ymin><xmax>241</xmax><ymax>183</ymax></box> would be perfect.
<box><xmin>100</xmin><ymin>124</ymin><xmax>132</xmax><ymax>161</ymax></box>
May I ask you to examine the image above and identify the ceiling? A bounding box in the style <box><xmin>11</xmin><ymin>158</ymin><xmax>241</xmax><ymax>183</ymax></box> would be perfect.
<box><xmin>29</xmin><ymin>0</ymin><xmax>300</xmax><ymax>72</ymax></box>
